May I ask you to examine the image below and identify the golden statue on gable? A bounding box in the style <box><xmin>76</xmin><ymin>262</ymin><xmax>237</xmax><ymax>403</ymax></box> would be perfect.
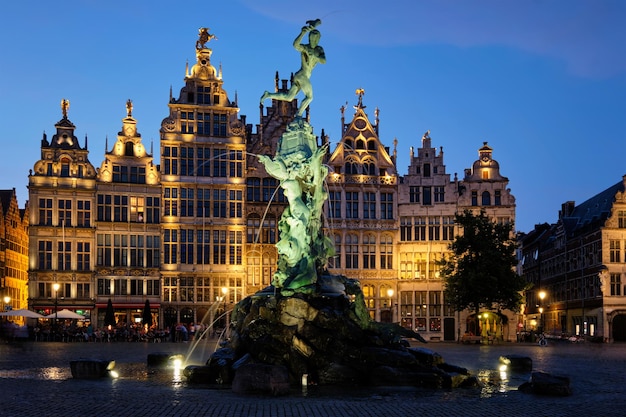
<box><xmin>196</xmin><ymin>27</ymin><xmax>217</xmax><ymax>50</ymax></box>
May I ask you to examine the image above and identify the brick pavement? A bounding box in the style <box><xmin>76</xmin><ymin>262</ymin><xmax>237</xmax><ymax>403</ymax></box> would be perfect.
<box><xmin>1</xmin><ymin>339</ymin><xmax>625</xmax><ymax>416</ymax></box>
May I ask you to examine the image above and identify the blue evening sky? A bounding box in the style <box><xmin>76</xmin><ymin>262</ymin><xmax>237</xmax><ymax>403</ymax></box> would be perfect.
<box><xmin>1</xmin><ymin>0</ymin><xmax>624</xmax><ymax>233</ymax></box>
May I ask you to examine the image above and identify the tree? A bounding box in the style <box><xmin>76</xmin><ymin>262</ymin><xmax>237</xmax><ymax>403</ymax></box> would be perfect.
<box><xmin>440</xmin><ymin>210</ymin><xmax>527</xmax><ymax>321</ymax></box>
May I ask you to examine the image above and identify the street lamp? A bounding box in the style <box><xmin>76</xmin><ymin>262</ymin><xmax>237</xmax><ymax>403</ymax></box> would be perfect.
<box><xmin>538</xmin><ymin>290</ymin><xmax>546</xmax><ymax>333</ymax></box>
<box><xmin>53</xmin><ymin>283</ymin><xmax>60</xmax><ymax>341</ymax></box>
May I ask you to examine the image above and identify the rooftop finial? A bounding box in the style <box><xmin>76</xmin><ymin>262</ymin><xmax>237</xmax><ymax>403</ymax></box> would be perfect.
<box><xmin>196</xmin><ymin>27</ymin><xmax>217</xmax><ymax>50</ymax></box>
<box><xmin>126</xmin><ymin>99</ymin><xmax>133</xmax><ymax>117</ymax></box>
<box><xmin>61</xmin><ymin>98</ymin><xmax>70</xmax><ymax>118</ymax></box>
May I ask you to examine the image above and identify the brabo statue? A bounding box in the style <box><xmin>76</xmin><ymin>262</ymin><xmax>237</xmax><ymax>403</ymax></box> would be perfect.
<box><xmin>258</xmin><ymin>18</ymin><xmax>332</xmax><ymax>295</ymax></box>
<box><xmin>260</xmin><ymin>19</ymin><xmax>326</xmax><ymax>117</ymax></box>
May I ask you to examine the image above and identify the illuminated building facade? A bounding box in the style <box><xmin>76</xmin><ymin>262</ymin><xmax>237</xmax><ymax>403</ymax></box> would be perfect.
<box><xmin>0</xmin><ymin>189</ymin><xmax>29</xmax><ymax>319</ymax></box>
<box><xmin>94</xmin><ymin>101</ymin><xmax>161</xmax><ymax>327</ymax></box>
<box><xmin>325</xmin><ymin>90</ymin><xmax>399</xmax><ymax>322</ymax></box>
<box><xmin>158</xmin><ymin>30</ymin><xmax>247</xmax><ymax>329</ymax></box>
<box><xmin>520</xmin><ymin>176</ymin><xmax>626</xmax><ymax>342</ymax></box>
<box><xmin>28</xmin><ymin>101</ymin><xmax>98</xmax><ymax>319</ymax></box>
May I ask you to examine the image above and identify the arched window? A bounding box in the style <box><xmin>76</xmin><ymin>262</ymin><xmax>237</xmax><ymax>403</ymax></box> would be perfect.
<box><xmin>345</xmin><ymin>234</ymin><xmax>359</xmax><ymax>269</ymax></box>
<box><xmin>362</xmin><ymin>284</ymin><xmax>375</xmax><ymax>310</ymax></box>
<box><xmin>367</xmin><ymin>140</ymin><xmax>377</xmax><ymax>151</ymax></box>
<box><xmin>363</xmin><ymin>234</ymin><xmax>376</xmax><ymax>269</ymax></box>
<box><xmin>482</xmin><ymin>191</ymin><xmax>491</xmax><ymax>206</ymax></box>
<box><xmin>356</xmin><ymin>139</ymin><xmax>366</xmax><ymax>149</ymax></box>
<box><xmin>380</xmin><ymin>234</ymin><xmax>393</xmax><ymax>269</ymax></box>
<box><xmin>345</xmin><ymin>161</ymin><xmax>358</xmax><ymax>175</ymax></box>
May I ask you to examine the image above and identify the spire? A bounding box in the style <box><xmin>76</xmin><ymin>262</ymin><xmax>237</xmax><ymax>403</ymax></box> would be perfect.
<box><xmin>150</xmin><ymin>139</ymin><xmax>153</xmax><ymax>155</ymax></box>
<box><xmin>218</xmin><ymin>62</ymin><xmax>222</xmax><ymax>79</ymax></box>
<box><xmin>185</xmin><ymin>60</ymin><xmax>189</xmax><ymax>77</ymax></box>
<box><xmin>105</xmin><ymin>135</ymin><xmax>108</xmax><ymax>152</ymax></box>
<box><xmin>169</xmin><ymin>85</ymin><xmax>173</xmax><ymax>102</ymax></box>
<box><xmin>84</xmin><ymin>134</ymin><xmax>88</xmax><ymax>150</ymax></box>
<box><xmin>274</xmin><ymin>71</ymin><xmax>279</xmax><ymax>92</ymax></box>
<box><xmin>235</xmin><ymin>90</ymin><xmax>238</xmax><ymax>106</ymax></box>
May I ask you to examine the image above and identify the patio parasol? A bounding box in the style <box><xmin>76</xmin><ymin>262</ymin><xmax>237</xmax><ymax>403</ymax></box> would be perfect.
<box><xmin>43</xmin><ymin>309</ymin><xmax>85</xmax><ymax>320</ymax></box>
<box><xmin>0</xmin><ymin>309</ymin><xmax>45</xmax><ymax>319</ymax></box>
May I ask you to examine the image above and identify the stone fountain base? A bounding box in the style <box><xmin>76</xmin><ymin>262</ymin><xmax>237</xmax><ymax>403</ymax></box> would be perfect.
<box><xmin>187</xmin><ymin>274</ymin><xmax>477</xmax><ymax>393</ymax></box>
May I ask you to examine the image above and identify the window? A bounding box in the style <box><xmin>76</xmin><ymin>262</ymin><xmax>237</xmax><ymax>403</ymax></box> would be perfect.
<box><xmin>213</xmin><ymin>113</ymin><xmax>227</xmax><ymax>136</ymax></box>
<box><xmin>196</xmin><ymin>230</ymin><xmax>210</xmax><ymax>265</ymax></box>
<box><xmin>76</xmin><ymin>242</ymin><xmax>90</xmax><ymax>271</ymax></box>
<box><xmin>181</xmin><ymin>112</ymin><xmax>194</xmax><ymax>134</ymax></box>
<box><xmin>422</xmin><ymin>187</ymin><xmax>431</xmax><ymax>205</ymax></box>
<box><xmin>164</xmin><ymin>229</ymin><xmax>178</xmax><ymax>264</ymax></box>
<box><xmin>163</xmin><ymin>146</ymin><xmax>178</xmax><ymax>175</ymax></box>
<box><xmin>97</xmin><ymin>234</ymin><xmax>111</xmax><ymax>266</ymax></box>
<box><xmin>39</xmin><ymin>198</ymin><xmax>53</xmax><ymax>225</ymax></box>
<box><xmin>362</xmin><ymin>234</ymin><xmax>376</xmax><ymax>269</ymax></box>
<box><xmin>213</xmin><ymin>230</ymin><xmax>227</xmax><ymax>264</ymax></box>
<box><xmin>423</xmin><ymin>163</ymin><xmax>431</xmax><ymax>177</ymax></box>
<box><xmin>180</xmin><ymin>188</ymin><xmax>194</xmax><ymax>217</ymax></box>
<box><xmin>414</xmin><ymin>217</ymin><xmax>426</xmax><ymax>241</ymax></box>
<box><xmin>409</xmin><ymin>186</ymin><xmax>420</xmax><ymax>203</ymax></box>
<box><xmin>130</xmin><ymin>279</ymin><xmax>143</xmax><ymax>296</ymax></box>
<box><xmin>610</xmin><ymin>273</ymin><xmax>621</xmax><ymax>296</ymax></box>
<box><xmin>197</xmin><ymin>146</ymin><xmax>211</xmax><ymax>176</ymax></box>
<box><xmin>180</xmin><ymin>146</ymin><xmax>194</xmax><ymax>175</ymax></box>
<box><xmin>495</xmin><ymin>190</ymin><xmax>502</xmax><ymax>206</ymax></box>
<box><xmin>247</xmin><ymin>215</ymin><xmax>261</xmax><ymax>244</ymax></box>
<box><xmin>364</xmin><ymin>192</ymin><xmax>376</xmax><ymax>219</ymax></box>
<box><xmin>77</xmin><ymin>200</ymin><xmax>91</xmax><ymax>226</ymax></box>
<box><xmin>345</xmin><ymin>234</ymin><xmax>359</xmax><ymax>269</ymax></box>
<box><xmin>346</xmin><ymin>192</ymin><xmax>359</xmax><ymax>219</ymax></box>
<box><xmin>197</xmin><ymin>86</ymin><xmax>211</xmax><ymax>104</ymax></box>
<box><xmin>230</xmin><ymin>150</ymin><xmax>243</xmax><ymax>178</ymax></box>
<box><xmin>471</xmin><ymin>191</ymin><xmax>478</xmax><ymax>206</ymax></box>
<box><xmin>434</xmin><ymin>186</ymin><xmax>445</xmax><ymax>203</ymax></box>
<box><xmin>38</xmin><ymin>240</ymin><xmax>53</xmax><ymax>269</ymax></box>
<box><xmin>429</xmin><ymin>291</ymin><xmax>441</xmax><ymax>317</ymax></box>
<box><xmin>328</xmin><ymin>191</ymin><xmax>341</xmax><ymax>219</ymax></box>
<box><xmin>380</xmin><ymin>235</ymin><xmax>393</xmax><ymax>269</ymax></box>
<box><xmin>164</xmin><ymin>188</ymin><xmax>178</xmax><ymax>217</ymax></box>
<box><xmin>129</xmin><ymin>235</ymin><xmax>144</xmax><ymax>267</ymax></box>
<box><xmin>113</xmin><ymin>234</ymin><xmax>128</xmax><ymax>267</ymax></box>
<box><xmin>247</xmin><ymin>178</ymin><xmax>261</xmax><ymax>202</ymax></box>
<box><xmin>130</xmin><ymin>196</ymin><xmax>145</xmax><ymax>222</ymax></box>
<box><xmin>196</xmin><ymin>112</ymin><xmax>210</xmax><ymax>135</ymax></box>
<box><xmin>146</xmin><ymin>236</ymin><xmax>160</xmax><ymax>267</ymax></box>
<box><xmin>213</xmin><ymin>189</ymin><xmax>227</xmax><ymax>218</ymax></box>
<box><xmin>229</xmin><ymin>190</ymin><xmax>243</xmax><ymax>218</ymax></box>
<box><xmin>57</xmin><ymin>241</ymin><xmax>71</xmax><ymax>270</ymax></box>
<box><xmin>428</xmin><ymin>217</ymin><xmax>440</xmax><ymax>241</ymax></box>
<box><xmin>58</xmin><ymin>199</ymin><xmax>71</xmax><ymax>226</ymax></box>
<box><xmin>213</xmin><ymin>149</ymin><xmax>227</xmax><ymax>177</ymax></box>
<box><xmin>113</xmin><ymin>195</ymin><xmax>128</xmax><ymax>221</ymax></box>
<box><xmin>442</xmin><ymin>216</ymin><xmax>455</xmax><ymax>240</ymax></box>
<box><xmin>77</xmin><ymin>283</ymin><xmax>90</xmax><ymax>298</ymax></box>
<box><xmin>180</xmin><ymin>229</ymin><xmax>194</xmax><ymax>264</ymax></box>
<box><xmin>482</xmin><ymin>191</ymin><xmax>491</xmax><ymax>206</ymax></box>
<box><xmin>381</xmin><ymin>193</ymin><xmax>393</xmax><ymax>219</ymax></box>
<box><xmin>114</xmin><ymin>278</ymin><xmax>127</xmax><ymax>296</ymax></box>
<box><xmin>610</xmin><ymin>240</ymin><xmax>621</xmax><ymax>263</ymax></box>
<box><xmin>97</xmin><ymin>279</ymin><xmax>111</xmax><ymax>296</ymax></box>
<box><xmin>618</xmin><ymin>210</ymin><xmax>626</xmax><ymax>228</ymax></box>
<box><xmin>147</xmin><ymin>279</ymin><xmax>160</xmax><ymax>296</ymax></box>
<box><xmin>145</xmin><ymin>197</ymin><xmax>160</xmax><ymax>223</ymax></box>
<box><xmin>400</xmin><ymin>217</ymin><xmax>412</xmax><ymax>241</ymax></box>
<box><xmin>229</xmin><ymin>231</ymin><xmax>243</xmax><ymax>265</ymax></box>
<box><xmin>97</xmin><ymin>194</ymin><xmax>112</xmax><ymax>222</ymax></box>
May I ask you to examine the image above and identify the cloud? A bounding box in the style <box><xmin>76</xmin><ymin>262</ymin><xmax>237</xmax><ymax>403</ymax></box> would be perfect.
<box><xmin>241</xmin><ymin>0</ymin><xmax>626</xmax><ymax>78</ymax></box>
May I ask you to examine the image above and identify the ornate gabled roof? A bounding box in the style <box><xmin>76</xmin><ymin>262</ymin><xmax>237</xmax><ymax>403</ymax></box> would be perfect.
<box><xmin>563</xmin><ymin>176</ymin><xmax>626</xmax><ymax>234</ymax></box>
<box><xmin>327</xmin><ymin>88</ymin><xmax>396</xmax><ymax>175</ymax></box>
<box><xmin>48</xmin><ymin>99</ymin><xmax>83</xmax><ymax>150</ymax></box>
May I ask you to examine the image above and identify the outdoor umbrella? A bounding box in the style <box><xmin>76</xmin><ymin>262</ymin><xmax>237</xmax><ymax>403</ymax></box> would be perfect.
<box><xmin>142</xmin><ymin>299</ymin><xmax>153</xmax><ymax>327</ymax></box>
<box><xmin>43</xmin><ymin>309</ymin><xmax>85</xmax><ymax>320</ymax></box>
<box><xmin>0</xmin><ymin>309</ymin><xmax>44</xmax><ymax>319</ymax></box>
<box><xmin>104</xmin><ymin>298</ymin><xmax>116</xmax><ymax>327</ymax></box>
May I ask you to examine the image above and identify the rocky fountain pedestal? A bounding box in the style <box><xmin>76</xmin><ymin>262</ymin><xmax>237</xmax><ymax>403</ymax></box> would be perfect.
<box><xmin>186</xmin><ymin>274</ymin><xmax>477</xmax><ymax>394</ymax></box>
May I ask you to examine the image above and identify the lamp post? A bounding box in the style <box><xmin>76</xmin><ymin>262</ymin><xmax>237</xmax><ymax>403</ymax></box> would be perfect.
<box><xmin>2</xmin><ymin>295</ymin><xmax>10</xmax><ymax>328</ymax></box>
<box><xmin>53</xmin><ymin>283</ymin><xmax>60</xmax><ymax>341</ymax></box>
<box><xmin>538</xmin><ymin>290</ymin><xmax>546</xmax><ymax>334</ymax></box>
